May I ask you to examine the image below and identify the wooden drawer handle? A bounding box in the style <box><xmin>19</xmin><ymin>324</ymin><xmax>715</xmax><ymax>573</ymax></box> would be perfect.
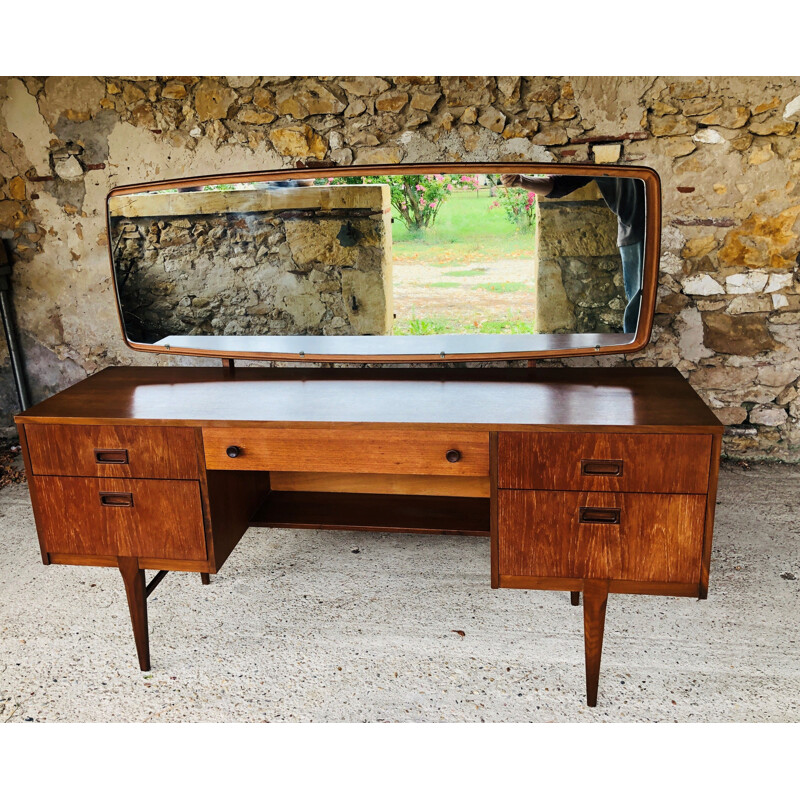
<box><xmin>581</xmin><ymin>459</ymin><xmax>623</xmax><ymax>477</ymax></box>
<box><xmin>226</xmin><ymin>445</ymin><xmax>242</xmax><ymax>458</ymax></box>
<box><xmin>99</xmin><ymin>491</ymin><xmax>134</xmax><ymax>508</ymax></box>
<box><xmin>445</xmin><ymin>449</ymin><xmax>462</xmax><ymax>463</ymax></box>
<box><xmin>579</xmin><ymin>506</ymin><xmax>620</xmax><ymax>525</ymax></box>
<box><xmin>94</xmin><ymin>448</ymin><xmax>129</xmax><ymax>465</ymax></box>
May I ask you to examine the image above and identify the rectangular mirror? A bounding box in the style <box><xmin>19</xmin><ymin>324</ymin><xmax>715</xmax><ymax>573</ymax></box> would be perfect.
<box><xmin>107</xmin><ymin>163</ymin><xmax>660</xmax><ymax>362</ymax></box>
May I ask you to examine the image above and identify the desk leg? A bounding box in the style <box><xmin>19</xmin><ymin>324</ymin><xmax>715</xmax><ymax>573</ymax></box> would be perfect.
<box><xmin>582</xmin><ymin>579</ymin><xmax>608</xmax><ymax>707</ymax></box>
<box><xmin>118</xmin><ymin>556</ymin><xmax>150</xmax><ymax>671</ymax></box>
<box><xmin>200</xmin><ymin>573</ymin><xmax>211</xmax><ymax>585</ymax></box>
<box><xmin>570</xmin><ymin>591</ymin><xmax>580</xmax><ymax>606</ymax></box>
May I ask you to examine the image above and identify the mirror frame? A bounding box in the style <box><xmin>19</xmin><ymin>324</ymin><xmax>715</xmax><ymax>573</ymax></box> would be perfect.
<box><xmin>106</xmin><ymin>162</ymin><xmax>661</xmax><ymax>363</ymax></box>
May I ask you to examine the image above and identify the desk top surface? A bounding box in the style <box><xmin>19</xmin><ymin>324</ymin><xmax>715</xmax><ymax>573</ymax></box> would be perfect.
<box><xmin>16</xmin><ymin>366</ymin><xmax>722</xmax><ymax>433</ymax></box>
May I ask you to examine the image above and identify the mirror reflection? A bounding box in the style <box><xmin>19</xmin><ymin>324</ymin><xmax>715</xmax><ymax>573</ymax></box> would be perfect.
<box><xmin>108</xmin><ymin>172</ymin><xmax>646</xmax><ymax>348</ymax></box>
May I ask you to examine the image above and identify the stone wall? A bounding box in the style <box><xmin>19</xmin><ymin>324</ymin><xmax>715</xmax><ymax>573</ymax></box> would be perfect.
<box><xmin>534</xmin><ymin>182</ymin><xmax>625</xmax><ymax>333</ymax></box>
<box><xmin>110</xmin><ymin>184</ymin><xmax>392</xmax><ymax>341</ymax></box>
<box><xmin>1</xmin><ymin>76</ymin><xmax>800</xmax><ymax>460</ymax></box>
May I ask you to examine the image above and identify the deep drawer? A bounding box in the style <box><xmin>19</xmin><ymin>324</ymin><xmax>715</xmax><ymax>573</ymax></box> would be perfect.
<box><xmin>498</xmin><ymin>489</ymin><xmax>706</xmax><ymax>584</ymax></box>
<box><xmin>498</xmin><ymin>432</ymin><xmax>712</xmax><ymax>494</ymax></box>
<box><xmin>30</xmin><ymin>476</ymin><xmax>207</xmax><ymax>561</ymax></box>
<box><xmin>202</xmin><ymin>428</ymin><xmax>490</xmax><ymax>476</ymax></box>
<box><xmin>25</xmin><ymin>424</ymin><xmax>199</xmax><ymax>480</ymax></box>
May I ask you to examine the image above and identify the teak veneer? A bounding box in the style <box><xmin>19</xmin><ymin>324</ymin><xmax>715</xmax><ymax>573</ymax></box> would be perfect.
<box><xmin>16</xmin><ymin>365</ymin><xmax>722</xmax><ymax>706</ymax></box>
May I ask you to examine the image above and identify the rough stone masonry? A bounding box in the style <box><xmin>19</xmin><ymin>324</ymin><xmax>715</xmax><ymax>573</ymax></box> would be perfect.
<box><xmin>0</xmin><ymin>76</ymin><xmax>799</xmax><ymax>459</ymax></box>
<box><xmin>109</xmin><ymin>183</ymin><xmax>393</xmax><ymax>341</ymax></box>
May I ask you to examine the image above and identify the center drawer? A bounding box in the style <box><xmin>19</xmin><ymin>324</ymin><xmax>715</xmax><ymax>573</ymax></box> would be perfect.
<box><xmin>498</xmin><ymin>432</ymin><xmax>712</xmax><ymax>494</ymax></box>
<box><xmin>202</xmin><ymin>428</ymin><xmax>490</xmax><ymax>476</ymax></box>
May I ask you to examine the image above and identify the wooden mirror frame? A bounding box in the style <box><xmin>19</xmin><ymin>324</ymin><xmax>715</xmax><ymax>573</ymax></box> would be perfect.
<box><xmin>106</xmin><ymin>162</ymin><xmax>661</xmax><ymax>363</ymax></box>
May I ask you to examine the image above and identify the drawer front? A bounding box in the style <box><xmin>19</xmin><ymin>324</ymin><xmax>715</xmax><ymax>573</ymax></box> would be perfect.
<box><xmin>25</xmin><ymin>424</ymin><xmax>199</xmax><ymax>480</ymax></box>
<box><xmin>498</xmin><ymin>490</ymin><xmax>706</xmax><ymax>584</ymax></box>
<box><xmin>203</xmin><ymin>428</ymin><xmax>489</xmax><ymax>476</ymax></box>
<box><xmin>498</xmin><ymin>432</ymin><xmax>712</xmax><ymax>494</ymax></box>
<box><xmin>31</xmin><ymin>476</ymin><xmax>207</xmax><ymax>561</ymax></box>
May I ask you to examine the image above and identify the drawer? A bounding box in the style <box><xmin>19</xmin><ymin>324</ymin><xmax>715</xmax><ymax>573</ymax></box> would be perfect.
<box><xmin>498</xmin><ymin>432</ymin><xmax>712</xmax><ymax>494</ymax></box>
<box><xmin>498</xmin><ymin>490</ymin><xmax>705</xmax><ymax>584</ymax></box>
<box><xmin>203</xmin><ymin>428</ymin><xmax>489</xmax><ymax>476</ymax></box>
<box><xmin>30</xmin><ymin>476</ymin><xmax>207</xmax><ymax>561</ymax></box>
<box><xmin>25</xmin><ymin>424</ymin><xmax>199</xmax><ymax>479</ymax></box>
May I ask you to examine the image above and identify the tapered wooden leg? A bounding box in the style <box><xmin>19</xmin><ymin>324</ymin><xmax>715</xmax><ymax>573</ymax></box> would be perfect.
<box><xmin>200</xmin><ymin>572</ymin><xmax>211</xmax><ymax>585</ymax></box>
<box><xmin>118</xmin><ymin>556</ymin><xmax>150</xmax><ymax>671</ymax></box>
<box><xmin>582</xmin><ymin>579</ymin><xmax>609</xmax><ymax>707</ymax></box>
<box><xmin>570</xmin><ymin>591</ymin><xmax>580</xmax><ymax>606</ymax></box>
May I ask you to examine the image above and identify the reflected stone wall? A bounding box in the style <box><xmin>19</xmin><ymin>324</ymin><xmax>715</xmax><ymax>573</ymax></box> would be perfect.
<box><xmin>534</xmin><ymin>183</ymin><xmax>625</xmax><ymax>333</ymax></box>
<box><xmin>110</xmin><ymin>184</ymin><xmax>393</xmax><ymax>342</ymax></box>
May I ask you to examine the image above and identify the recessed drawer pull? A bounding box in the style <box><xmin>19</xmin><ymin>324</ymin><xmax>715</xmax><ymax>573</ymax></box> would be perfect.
<box><xmin>579</xmin><ymin>506</ymin><xmax>620</xmax><ymax>525</ymax></box>
<box><xmin>94</xmin><ymin>448</ymin><xmax>129</xmax><ymax>465</ymax></box>
<box><xmin>581</xmin><ymin>459</ymin><xmax>623</xmax><ymax>477</ymax></box>
<box><xmin>99</xmin><ymin>491</ymin><xmax>134</xmax><ymax>508</ymax></box>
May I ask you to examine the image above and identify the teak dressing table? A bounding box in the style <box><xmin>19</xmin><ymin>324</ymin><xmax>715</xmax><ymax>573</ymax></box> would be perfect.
<box><xmin>14</xmin><ymin>163</ymin><xmax>723</xmax><ymax>706</ymax></box>
<box><xmin>16</xmin><ymin>366</ymin><xmax>722</xmax><ymax>706</ymax></box>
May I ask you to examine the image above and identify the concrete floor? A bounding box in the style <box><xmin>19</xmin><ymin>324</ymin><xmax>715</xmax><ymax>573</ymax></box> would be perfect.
<box><xmin>1</xmin><ymin>461</ymin><xmax>798</xmax><ymax>722</ymax></box>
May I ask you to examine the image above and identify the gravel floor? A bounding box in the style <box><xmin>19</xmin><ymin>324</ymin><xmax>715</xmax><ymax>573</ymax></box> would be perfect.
<box><xmin>1</xmin><ymin>461</ymin><xmax>798</xmax><ymax>722</ymax></box>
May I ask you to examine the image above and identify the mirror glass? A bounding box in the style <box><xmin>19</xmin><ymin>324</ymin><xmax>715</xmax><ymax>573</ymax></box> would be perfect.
<box><xmin>108</xmin><ymin>169</ymin><xmax>650</xmax><ymax>359</ymax></box>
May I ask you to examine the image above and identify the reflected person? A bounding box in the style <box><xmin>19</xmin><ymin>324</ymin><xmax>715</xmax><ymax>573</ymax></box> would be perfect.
<box><xmin>501</xmin><ymin>174</ymin><xmax>645</xmax><ymax>334</ymax></box>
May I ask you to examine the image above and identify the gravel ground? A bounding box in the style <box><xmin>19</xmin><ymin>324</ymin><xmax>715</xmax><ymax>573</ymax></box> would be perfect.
<box><xmin>0</xmin><ymin>461</ymin><xmax>798</xmax><ymax>722</ymax></box>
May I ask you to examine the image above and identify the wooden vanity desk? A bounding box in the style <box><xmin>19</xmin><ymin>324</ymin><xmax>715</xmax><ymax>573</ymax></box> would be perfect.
<box><xmin>16</xmin><ymin>364</ymin><xmax>722</xmax><ymax>706</ymax></box>
<box><xmin>13</xmin><ymin>162</ymin><xmax>725</xmax><ymax>706</ymax></box>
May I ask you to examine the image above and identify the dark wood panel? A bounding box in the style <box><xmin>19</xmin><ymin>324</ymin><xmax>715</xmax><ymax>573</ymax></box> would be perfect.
<box><xmin>16</xmin><ymin>366</ymin><xmax>723</xmax><ymax>433</ymax></box>
<box><xmin>31</xmin><ymin>476</ymin><xmax>207</xmax><ymax>561</ymax></box>
<box><xmin>16</xmin><ymin>424</ymin><xmax>50</xmax><ymax>564</ymax></box>
<box><xmin>203</xmin><ymin>427</ymin><xmax>489</xmax><ymax>476</ymax></box>
<box><xmin>490</xmin><ymin>432</ymin><xmax>500</xmax><ymax>589</ymax></box>
<box><xmin>700</xmin><ymin>432</ymin><xmax>723</xmax><ymax>599</ymax></box>
<box><xmin>203</xmin><ymin>469</ymin><xmax>271</xmax><ymax>572</ymax></box>
<box><xmin>251</xmin><ymin>491</ymin><xmax>491</xmax><ymax>536</ymax></box>
<box><xmin>498</xmin><ymin>490</ymin><xmax>705</xmax><ymax>584</ymax></box>
<box><xmin>498</xmin><ymin>432</ymin><xmax>712</xmax><ymax>494</ymax></box>
<box><xmin>25</xmin><ymin>424</ymin><xmax>199</xmax><ymax>479</ymax></box>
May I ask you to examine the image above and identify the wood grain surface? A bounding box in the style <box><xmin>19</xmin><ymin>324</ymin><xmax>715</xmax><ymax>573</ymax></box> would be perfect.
<box><xmin>203</xmin><ymin>427</ymin><xmax>489</xmax><ymax>476</ymax></box>
<box><xmin>31</xmin><ymin>476</ymin><xmax>207</xmax><ymax>561</ymax></box>
<box><xmin>26</xmin><ymin>424</ymin><xmax>199</xmax><ymax>479</ymax></box>
<box><xmin>16</xmin><ymin>366</ymin><xmax>723</xmax><ymax>433</ymax></box>
<box><xmin>268</xmin><ymin>472</ymin><xmax>490</xmax><ymax>497</ymax></box>
<box><xmin>498</xmin><ymin>490</ymin><xmax>705</xmax><ymax>583</ymax></box>
<box><xmin>498</xmin><ymin>431</ymin><xmax>713</xmax><ymax>494</ymax></box>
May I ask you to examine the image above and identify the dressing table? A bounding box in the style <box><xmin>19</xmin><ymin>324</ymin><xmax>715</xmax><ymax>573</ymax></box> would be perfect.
<box><xmin>15</xmin><ymin>163</ymin><xmax>723</xmax><ymax>706</ymax></box>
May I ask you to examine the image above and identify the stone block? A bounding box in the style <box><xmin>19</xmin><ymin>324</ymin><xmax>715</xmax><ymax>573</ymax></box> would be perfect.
<box><xmin>376</xmin><ymin>90</ymin><xmax>408</xmax><ymax>113</ymax></box>
<box><xmin>269</xmin><ymin>125</ymin><xmax>327</xmax><ymax>160</ymax></box>
<box><xmin>592</xmin><ymin>143</ymin><xmax>621</xmax><ymax>163</ymax></box>
<box><xmin>477</xmin><ymin>107</ymin><xmax>506</xmax><ymax>133</ymax></box>
<box><xmin>750</xmin><ymin>405</ymin><xmax>789</xmax><ymax>426</ymax></box>
<box><xmin>703</xmin><ymin>312</ymin><xmax>776</xmax><ymax>356</ymax></box>
<box><xmin>340</xmin><ymin>78</ymin><xmax>391</xmax><ymax>97</ymax></box>
<box><xmin>194</xmin><ymin>79</ymin><xmax>237</xmax><ymax>122</ymax></box>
